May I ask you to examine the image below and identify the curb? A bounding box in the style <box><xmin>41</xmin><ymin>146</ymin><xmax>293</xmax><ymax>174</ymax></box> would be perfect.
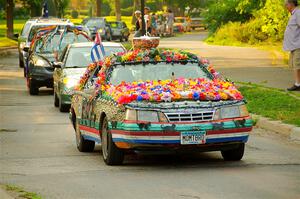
<box><xmin>0</xmin><ymin>46</ymin><xmax>17</xmax><ymax>57</ymax></box>
<box><xmin>253</xmin><ymin>114</ymin><xmax>300</xmax><ymax>141</ymax></box>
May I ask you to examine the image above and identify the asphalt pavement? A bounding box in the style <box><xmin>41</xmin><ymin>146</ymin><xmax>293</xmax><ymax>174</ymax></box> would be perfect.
<box><xmin>1</xmin><ymin>46</ymin><xmax>300</xmax><ymax>199</ymax></box>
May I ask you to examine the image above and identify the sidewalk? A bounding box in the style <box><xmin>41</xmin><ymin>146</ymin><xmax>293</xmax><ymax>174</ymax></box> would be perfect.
<box><xmin>160</xmin><ymin>32</ymin><xmax>294</xmax><ymax>90</ymax></box>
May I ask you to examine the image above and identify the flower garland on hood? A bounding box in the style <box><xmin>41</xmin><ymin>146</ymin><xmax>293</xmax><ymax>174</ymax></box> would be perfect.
<box><xmin>102</xmin><ymin>78</ymin><xmax>243</xmax><ymax>104</ymax></box>
<box><xmin>76</xmin><ymin>48</ymin><xmax>243</xmax><ymax>104</ymax></box>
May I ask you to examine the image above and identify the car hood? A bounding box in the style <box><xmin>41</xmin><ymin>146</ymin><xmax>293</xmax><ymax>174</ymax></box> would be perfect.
<box><xmin>63</xmin><ymin>67</ymin><xmax>87</xmax><ymax>78</ymax></box>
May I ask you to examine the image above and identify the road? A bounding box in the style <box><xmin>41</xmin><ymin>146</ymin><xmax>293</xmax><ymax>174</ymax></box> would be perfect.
<box><xmin>160</xmin><ymin>33</ymin><xmax>294</xmax><ymax>90</ymax></box>
<box><xmin>1</xmin><ymin>48</ymin><xmax>300</xmax><ymax>199</ymax></box>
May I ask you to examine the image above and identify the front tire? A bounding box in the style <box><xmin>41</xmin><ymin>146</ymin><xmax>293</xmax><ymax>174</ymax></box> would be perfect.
<box><xmin>75</xmin><ymin>118</ymin><xmax>95</xmax><ymax>152</ymax></box>
<box><xmin>19</xmin><ymin>57</ymin><xmax>24</xmax><ymax>68</ymax></box>
<box><xmin>54</xmin><ymin>91</ymin><xmax>59</xmax><ymax>107</ymax></box>
<box><xmin>221</xmin><ymin>143</ymin><xmax>245</xmax><ymax>161</ymax></box>
<box><xmin>28</xmin><ymin>79</ymin><xmax>39</xmax><ymax>95</ymax></box>
<box><xmin>101</xmin><ymin>116</ymin><xmax>124</xmax><ymax>165</ymax></box>
<box><xmin>59</xmin><ymin>99</ymin><xmax>70</xmax><ymax>112</ymax></box>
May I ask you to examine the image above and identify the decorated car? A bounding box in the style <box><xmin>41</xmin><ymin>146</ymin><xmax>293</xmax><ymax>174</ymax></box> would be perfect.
<box><xmin>70</xmin><ymin>48</ymin><xmax>252</xmax><ymax>165</ymax></box>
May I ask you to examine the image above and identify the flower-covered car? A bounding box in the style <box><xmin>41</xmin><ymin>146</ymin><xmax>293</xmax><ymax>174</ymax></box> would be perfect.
<box><xmin>70</xmin><ymin>48</ymin><xmax>252</xmax><ymax>165</ymax></box>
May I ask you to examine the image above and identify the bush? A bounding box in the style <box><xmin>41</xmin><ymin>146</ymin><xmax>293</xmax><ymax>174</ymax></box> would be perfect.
<box><xmin>121</xmin><ymin>6</ymin><xmax>133</xmax><ymax>16</ymax></box>
<box><xmin>203</xmin><ymin>0</ymin><xmax>265</xmax><ymax>33</ymax></box>
<box><xmin>71</xmin><ymin>10</ymin><xmax>79</xmax><ymax>19</ymax></box>
<box><xmin>207</xmin><ymin>0</ymin><xmax>288</xmax><ymax>45</ymax></box>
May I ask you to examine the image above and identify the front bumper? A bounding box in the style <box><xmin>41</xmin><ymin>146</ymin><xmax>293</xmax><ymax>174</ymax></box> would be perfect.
<box><xmin>29</xmin><ymin>67</ymin><xmax>54</xmax><ymax>88</ymax></box>
<box><xmin>110</xmin><ymin>117</ymin><xmax>252</xmax><ymax>149</ymax></box>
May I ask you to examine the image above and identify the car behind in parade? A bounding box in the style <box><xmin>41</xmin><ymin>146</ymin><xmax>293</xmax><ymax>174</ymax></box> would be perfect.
<box><xmin>53</xmin><ymin>42</ymin><xmax>126</xmax><ymax>112</ymax></box>
<box><xmin>16</xmin><ymin>17</ymin><xmax>73</xmax><ymax>68</ymax></box>
<box><xmin>190</xmin><ymin>17</ymin><xmax>206</xmax><ymax>30</ymax></box>
<box><xmin>82</xmin><ymin>17</ymin><xmax>113</xmax><ymax>40</ymax></box>
<box><xmin>25</xmin><ymin>26</ymin><xmax>91</xmax><ymax>95</ymax></box>
<box><xmin>173</xmin><ymin>17</ymin><xmax>191</xmax><ymax>32</ymax></box>
<box><xmin>108</xmin><ymin>21</ymin><xmax>130</xmax><ymax>42</ymax></box>
<box><xmin>70</xmin><ymin>40</ymin><xmax>253</xmax><ymax>165</ymax></box>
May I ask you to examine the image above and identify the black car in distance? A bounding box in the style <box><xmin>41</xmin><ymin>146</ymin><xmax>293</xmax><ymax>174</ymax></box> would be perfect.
<box><xmin>82</xmin><ymin>17</ymin><xmax>112</xmax><ymax>41</ymax></box>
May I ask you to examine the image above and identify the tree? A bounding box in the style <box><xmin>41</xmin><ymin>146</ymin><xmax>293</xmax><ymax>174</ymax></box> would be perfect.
<box><xmin>6</xmin><ymin>0</ymin><xmax>14</xmax><ymax>39</ymax></box>
<box><xmin>54</xmin><ymin>0</ymin><xmax>70</xmax><ymax>18</ymax></box>
<box><xmin>96</xmin><ymin>0</ymin><xmax>102</xmax><ymax>16</ymax></box>
<box><xmin>115</xmin><ymin>0</ymin><xmax>121</xmax><ymax>20</ymax></box>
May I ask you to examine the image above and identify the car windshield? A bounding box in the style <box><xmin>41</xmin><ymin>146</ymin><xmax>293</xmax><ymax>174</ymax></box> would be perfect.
<box><xmin>109</xmin><ymin>22</ymin><xmax>122</xmax><ymax>28</ymax></box>
<box><xmin>83</xmin><ymin>19</ymin><xmax>105</xmax><ymax>28</ymax></box>
<box><xmin>109</xmin><ymin>63</ymin><xmax>212</xmax><ymax>85</ymax></box>
<box><xmin>65</xmin><ymin>46</ymin><xmax>125</xmax><ymax>68</ymax></box>
<box><xmin>28</xmin><ymin>24</ymin><xmax>71</xmax><ymax>42</ymax></box>
<box><xmin>34</xmin><ymin>32</ymin><xmax>89</xmax><ymax>54</ymax></box>
<box><xmin>21</xmin><ymin>22</ymin><xmax>32</xmax><ymax>37</ymax></box>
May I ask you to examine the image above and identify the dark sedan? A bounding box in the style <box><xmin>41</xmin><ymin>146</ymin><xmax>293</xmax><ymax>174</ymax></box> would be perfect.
<box><xmin>25</xmin><ymin>28</ymin><xmax>90</xmax><ymax>95</ymax></box>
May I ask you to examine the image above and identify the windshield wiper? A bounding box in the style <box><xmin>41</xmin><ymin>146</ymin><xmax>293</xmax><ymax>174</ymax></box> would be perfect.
<box><xmin>66</xmin><ymin>66</ymin><xmax>85</xmax><ymax>68</ymax></box>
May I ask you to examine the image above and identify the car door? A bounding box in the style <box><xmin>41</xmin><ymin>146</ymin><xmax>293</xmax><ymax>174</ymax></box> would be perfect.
<box><xmin>53</xmin><ymin>46</ymin><xmax>68</xmax><ymax>97</ymax></box>
<box><xmin>76</xmin><ymin>66</ymin><xmax>101</xmax><ymax>142</ymax></box>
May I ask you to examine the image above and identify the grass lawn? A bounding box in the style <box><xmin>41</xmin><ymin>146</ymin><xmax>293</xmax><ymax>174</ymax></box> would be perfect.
<box><xmin>238</xmin><ymin>83</ymin><xmax>300</xmax><ymax>127</ymax></box>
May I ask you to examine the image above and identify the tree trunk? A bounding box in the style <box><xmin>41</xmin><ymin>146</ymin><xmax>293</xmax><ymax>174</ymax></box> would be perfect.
<box><xmin>6</xmin><ymin>0</ymin><xmax>14</xmax><ymax>39</ymax></box>
<box><xmin>115</xmin><ymin>0</ymin><xmax>121</xmax><ymax>21</ymax></box>
<box><xmin>96</xmin><ymin>0</ymin><xmax>102</xmax><ymax>17</ymax></box>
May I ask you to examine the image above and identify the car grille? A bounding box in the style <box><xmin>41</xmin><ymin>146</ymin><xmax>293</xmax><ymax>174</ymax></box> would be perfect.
<box><xmin>164</xmin><ymin>111</ymin><xmax>214</xmax><ymax>122</ymax></box>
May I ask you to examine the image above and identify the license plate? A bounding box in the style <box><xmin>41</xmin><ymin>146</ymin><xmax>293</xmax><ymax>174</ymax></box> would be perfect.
<box><xmin>181</xmin><ymin>131</ymin><xmax>206</xmax><ymax>145</ymax></box>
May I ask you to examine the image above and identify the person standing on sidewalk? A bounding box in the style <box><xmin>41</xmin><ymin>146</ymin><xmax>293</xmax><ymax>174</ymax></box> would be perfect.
<box><xmin>284</xmin><ymin>0</ymin><xmax>300</xmax><ymax>91</ymax></box>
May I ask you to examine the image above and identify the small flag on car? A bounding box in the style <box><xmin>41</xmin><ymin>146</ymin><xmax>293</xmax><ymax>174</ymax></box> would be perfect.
<box><xmin>91</xmin><ymin>32</ymin><xmax>106</xmax><ymax>63</ymax></box>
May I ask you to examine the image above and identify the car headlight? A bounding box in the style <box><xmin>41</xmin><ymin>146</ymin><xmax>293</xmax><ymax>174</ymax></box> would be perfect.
<box><xmin>125</xmin><ymin>109</ymin><xmax>168</xmax><ymax>122</ymax></box>
<box><xmin>20</xmin><ymin>42</ymin><xmax>25</xmax><ymax>50</ymax></box>
<box><xmin>35</xmin><ymin>59</ymin><xmax>50</xmax><ymax>67</ymax></box>
<box><xmin>213</xmin><ymin>105</ymin><xmax>249</xmax><ymax>120</ymax></box>
<box><xmin>63</xmin><ymin>77</ymin><xmax>78</xmax><ymax>89</ymax></box>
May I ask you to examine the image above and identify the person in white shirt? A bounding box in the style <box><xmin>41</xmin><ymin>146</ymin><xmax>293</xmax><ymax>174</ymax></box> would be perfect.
<box><xmin>284</xmin><ymin>0</ymin><xmax>300</xmax><ymax>91</ymax></box>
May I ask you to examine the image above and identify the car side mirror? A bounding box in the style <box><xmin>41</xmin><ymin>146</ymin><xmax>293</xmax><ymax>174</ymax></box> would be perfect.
<box><xmin>23</xmin><ymin>46</ymin><xmax>29</xmax><ymax>52</ymax></box>
<box><xmin>14</xmin><ymin>33</ymin><xmax>19</xmax><ymax>38</ymax></box>
<box><xmin>53</xmin><ymin>62</ymin><xmax>63</xmax><ymax>68</ymax></box>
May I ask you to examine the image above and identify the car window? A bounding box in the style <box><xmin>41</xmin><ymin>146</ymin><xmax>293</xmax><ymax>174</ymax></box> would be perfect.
<box><xmin>65</xmin><ymin>46</ymin><xmax>125</xmax><ymax>68</ymax></box>
<box><xmin>83</xmin><ymin>19</ymin><xmax>105</xmax><ymax>28</ymax></box>
<box><xmin>109</xmin><ymin>63</ymin><xmax>212</xmax><ymax>85</ymax></box>
<box><xmin>21</xmin><ymin>22</ymin><xmax>32</xmax><ymax>37</ymax></box>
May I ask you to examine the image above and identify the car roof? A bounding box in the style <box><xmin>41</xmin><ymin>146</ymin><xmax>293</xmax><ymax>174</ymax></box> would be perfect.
<box><xmin>70</xmin><ymin>42</ymin><xmax>124</xmax><ymax>48</ymax></box>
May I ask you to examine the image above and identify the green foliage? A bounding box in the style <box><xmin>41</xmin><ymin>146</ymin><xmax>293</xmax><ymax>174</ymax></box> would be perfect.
<box><xmin>71</xmin><ymin>10</ymin><xmax>79</xmax><ymax>19</ymax></box>
<box><xmin>207</xmin><ymin>0</ymin><xmax>289</xmax><ymax>45</ymax></box>
<box><xmin>203</xmin><ymin>0</ymin><xmax>264</xmax><ymax>33</ymax></box>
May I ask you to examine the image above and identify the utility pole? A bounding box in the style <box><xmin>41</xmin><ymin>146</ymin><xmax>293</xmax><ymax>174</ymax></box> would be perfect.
<box><xmin>6</xmin><ymin>0</ymin><xmax>14</xmax><ymax>39</ymax></box>
<box><xmin>141</xmin><ymin>0</ymin><xmax>145</xmax><ymax>35</ymax></box>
